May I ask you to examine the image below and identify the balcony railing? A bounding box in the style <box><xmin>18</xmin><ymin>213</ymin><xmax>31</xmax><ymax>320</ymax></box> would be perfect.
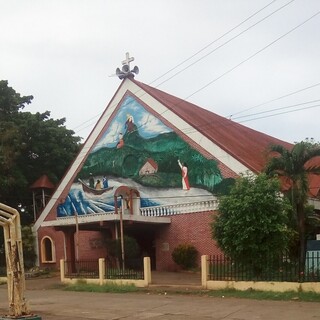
<box><xmin>140</xmin><ymin>199</ymin><xmax>218</xmax><ymax>217</ymax></box>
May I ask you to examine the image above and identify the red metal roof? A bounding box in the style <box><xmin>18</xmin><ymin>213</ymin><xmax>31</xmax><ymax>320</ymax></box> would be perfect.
<box><xmin>30</xmin><ymin>175</ymin><xmax>55</xmax><ymax>189</ymax></box>
<box><xmin>132</xmin><ymin>79</ymin><xmax>293</xmax><ymax>173</ymax></box>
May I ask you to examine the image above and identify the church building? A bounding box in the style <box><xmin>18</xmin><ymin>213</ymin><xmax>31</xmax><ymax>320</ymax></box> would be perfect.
<box><xmin>33</xmin><ymin>54</ymin><xmax>306</xmax><ymax>271</ymax></box>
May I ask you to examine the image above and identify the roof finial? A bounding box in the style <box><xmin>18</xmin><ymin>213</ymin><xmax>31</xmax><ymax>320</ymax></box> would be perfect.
<box><xmin>115</xmin><ymin>52</ymin><xmax>139</xmax><ymax>80</ymax></box>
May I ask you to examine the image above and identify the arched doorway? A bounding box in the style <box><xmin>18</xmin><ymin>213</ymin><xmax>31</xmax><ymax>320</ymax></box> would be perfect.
<box><xmin>113</xmin><ymin>185</ymin><xmax>140</xmax><ymax>216</ymax></box>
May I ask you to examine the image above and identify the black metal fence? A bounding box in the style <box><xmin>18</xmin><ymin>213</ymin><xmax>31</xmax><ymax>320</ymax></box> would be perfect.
<box><xmin>64</xmin><ymin>257</ymin><xmax>144</xmax><ymax>280</ymax></box>
<box><xmin>64</xmin><ymin>259</ymin><xmax>99</xmax><ymax>279</ymax></box>
<box><xmin>208</xmin><ymin>252</ymin><xmax>320</xmax><ymax>283</ymax></box>
<box><xmin>106</xmin><ymin>256</ymin><xmax>144</xmax><ymax>280</ymax></box>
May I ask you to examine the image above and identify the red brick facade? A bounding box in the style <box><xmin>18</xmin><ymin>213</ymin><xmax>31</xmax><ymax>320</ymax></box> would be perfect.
<box><xmin>155</xmin><ymin>211</ymin><xmax>222</xmax><ymax>271</ymax></box>
<box><xmin>37</xmin><ymin>227</ymin><xmax>108</xmax><ymax>269</ymax></box>
<box><xmin>37</xmin><ymin>210</ymin><xmax>222</xmax><ymax>271</ymax></box>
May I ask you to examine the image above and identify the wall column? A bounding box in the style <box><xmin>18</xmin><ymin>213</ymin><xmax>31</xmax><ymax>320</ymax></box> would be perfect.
<box><xmin>63</xmin><ymin>228</ymin><xmax>76</xmax><ymax>273</ymax></box>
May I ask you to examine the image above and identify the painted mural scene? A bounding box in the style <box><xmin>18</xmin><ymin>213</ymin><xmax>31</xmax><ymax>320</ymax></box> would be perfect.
<box><xmin>58</xmin><ymin>95</ymin><xmax>221</xmax><ymax>217</ymax></box>
<box><xmin>1</xmin><ymin>52</ymin><xmax>320</xmax><ymax>307</ymax></box>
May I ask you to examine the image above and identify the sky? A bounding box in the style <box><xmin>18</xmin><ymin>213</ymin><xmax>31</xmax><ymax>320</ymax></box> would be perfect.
<box><xmin>1</xmin><ymin>0</ymin><xmax>320</xmax><ymax>144</ymax></box>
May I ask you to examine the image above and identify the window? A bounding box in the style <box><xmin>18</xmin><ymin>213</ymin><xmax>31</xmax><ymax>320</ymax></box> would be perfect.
<box><xmin>41</xmin><ymin>236</ymin><xmax>56</xmax><ymax>263</ymax></box>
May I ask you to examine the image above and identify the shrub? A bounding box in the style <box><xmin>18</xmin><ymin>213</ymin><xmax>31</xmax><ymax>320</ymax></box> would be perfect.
<box><xmin>106</xmin><ymin>236</ymin><xmax>140</xmax><ymax>259</ymax></box>
<box><xmin>172</xmin><ymin>244</ymin><xmax>198</xmax><ymax>270</ymax></box>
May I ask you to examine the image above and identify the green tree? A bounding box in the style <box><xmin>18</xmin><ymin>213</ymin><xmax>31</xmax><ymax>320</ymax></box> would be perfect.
<box><xmin>21</xmin><ymin>225</ymin><xmax>37</xmax><ymax>269</ymax></box>
<box><xmin>0</xmin><ymin>81</ymin><xmax>81</xmax><ymax>216</ymax></box>
<box><xmin>265</xmin><ymin>140</ymin><xmax>320</xmax><ymax>269</ymax></box>
<box><xmin>212</xmin><ymin>173</ymin><xmax>292</xmax><ymax>274</ymax></box>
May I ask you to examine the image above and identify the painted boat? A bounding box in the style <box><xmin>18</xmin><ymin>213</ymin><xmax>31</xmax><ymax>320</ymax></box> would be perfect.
<box><xmin>78</xmin><ymin>179</ymin><xmax>113</xmax><ymax>195</ymax></box>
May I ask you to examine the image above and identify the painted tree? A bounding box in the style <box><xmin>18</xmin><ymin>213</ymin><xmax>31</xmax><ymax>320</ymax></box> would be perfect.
<box><xmin>212</xmin><ymin>173</ymin><xmax>292</xmax><ymax>275</ymax></box>
<box><xmin>265</xmin><ymin>140</ymin><xmax>320</xmax><ymax>269</ymax></box>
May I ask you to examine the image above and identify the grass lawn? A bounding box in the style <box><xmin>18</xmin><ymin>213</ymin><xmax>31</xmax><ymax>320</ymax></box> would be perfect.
<box><xmin>63</xmin><ymin>281</ymin><xmax>320</xmax><ymax>302</ymax></box>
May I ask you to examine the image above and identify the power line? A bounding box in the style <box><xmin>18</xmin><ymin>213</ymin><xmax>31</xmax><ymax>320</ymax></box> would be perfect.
<box><xmin>233</xmin><ymin>99</ymin><xmax>320</xmax><ymax>121</ymax></box>
<box><xmin>183</xmin><ymin>9</ymin><xmax>320</xmax><ymax>102</ymax></box>
<box><xmin>73</xmin><ymin>7</ymin><xmax>320</xmax><ymax>155</ymax></box>
<box><xmin>149</xmin><ymin>0</ymin><xmax>280</xmax><ymax>86</ymax></box>
<box><xmin>72</xmin><ymin>0</ymin><xmax>287</xmax><ymax>136</ymax></box>
<box><xmin>229</xmin><ymin>82</ymin><xmax>320</xmax><ymax>119</ymax></box>
<box><xmin>154</xmin><ymin>0</ymin><xmax>295</xmax><ymax>88</ymax></box>
<box><xmin>181</xmin><ymin>100</ymin><xmax>320</xmax><ymax>136</ymax></box>
<box><xmin>238</xmin><ymin>103</ymin><xmax>320</xmax><ymax>124</ymax></box>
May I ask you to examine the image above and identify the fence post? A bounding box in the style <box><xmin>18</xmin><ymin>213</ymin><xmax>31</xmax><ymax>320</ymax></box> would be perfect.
<box><xmin>143</xmin><ymin>257</ymin><xmax>151</xmax><ymax>285</ymax></box>
<box><xmin>60</xmin><ymin>259</ymin><xmax>65</xmax><ymax>283</ymax></box>
<box><xmin>99</xmin><ymin>258</ymin><xmax>105</xmax><ymax>285</ymax></box>
<box><xmin>201</xmin><ymin>255</ymin><xmax>208</xmax><ymax>289</ymax></box>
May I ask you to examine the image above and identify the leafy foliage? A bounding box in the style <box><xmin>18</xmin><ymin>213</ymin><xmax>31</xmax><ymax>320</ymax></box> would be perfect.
<box><xmin>105</xmin><ymin>236</ymin><xmax>141</xmax><ymax>261</ymax></box>
<box><xmin>21</xmin><ymin>225</ymin><xmax>37</xmax><ymax>268</ymax></box>
<box><xmin>212</xmin><ymin>173</ymin><xmax>292</xmax><ymax>275</ymax></box>
<box><xmin>172</xmin><ymin>244</ymin><xmax>198</xmax><ymax>270</ymax></box>
<box><xmin>0</xmin><ymin>80</ymin><xmax>81</xmax><ymax>267</ymax></box>
<box><xmin>0</xmin><ymin>80</ymin><xmax>81</xmax><ymax>216</ymax></box>
<box><xmin>265</xmin><ymin>140</ymin><xmax>320</xmax><ymax>268</ymax></box>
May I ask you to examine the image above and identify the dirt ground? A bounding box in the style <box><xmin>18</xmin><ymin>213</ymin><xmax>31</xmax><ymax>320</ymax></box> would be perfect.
<box><xmin>0</xmin><ymin>274</ymin><xmax>320</xmax><ymax>320</ymax></box>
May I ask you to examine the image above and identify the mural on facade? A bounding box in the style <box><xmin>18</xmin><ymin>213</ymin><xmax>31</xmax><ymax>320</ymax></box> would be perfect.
<box><xmin>57</xmin><ymin>95</ymin><xmax>225</xmax><ymax>217</ymax></box>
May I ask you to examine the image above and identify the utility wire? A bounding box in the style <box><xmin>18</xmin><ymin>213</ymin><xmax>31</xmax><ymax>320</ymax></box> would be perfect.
<box><xmin>181</xmin><ymin>98</ymin><xmax>320</xmax><ymax>134</ymax></box>
<box><xmin>74</xmin><ymin>6</ymin><xmax>320</xmax><ymax>151</ymax></box>
<box><xmin>72</xmin><ymin>0</ymin><xmax>287</xmax><ymax>135</ymax></box>
<box><xmin>155</xmin><ymin>0</ymin><xmax>295</xmax><ymax>88</ymax></box>
<box><xmin>229</xmin><ymin>82</ymin><xmax>320</xmax><ymax>119</ymax></box>
<box><xmin>184</xmin><ymin>9</ymin><xmax>320</xmax><ymax>102</ymax></box>
<box><xmin>233</xmin><ymin>99</ymin><xmax>320</xmax><ymax>121</ymax></box>
<box><xmin>238</xmin><ymin>103</ymin><xmax>320</xmax><ymax>124</ymax></box>
<box><xmin>149</xmin><ymin>0</ymin><xmax>280</xmax><ymax>86</ymax></box>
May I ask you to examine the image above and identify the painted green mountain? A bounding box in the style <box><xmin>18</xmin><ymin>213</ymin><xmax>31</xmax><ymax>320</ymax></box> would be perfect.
<box><xmin>79</xmin><ymin>128</ymin><xmax>222</xmax><ymax>191</ymax></box>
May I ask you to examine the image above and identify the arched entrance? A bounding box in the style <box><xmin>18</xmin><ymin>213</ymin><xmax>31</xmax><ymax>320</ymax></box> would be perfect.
<box><xmin>113</xmin><ymin>185</ymin><xmax>140</xmax><ymax>216</ymax></box>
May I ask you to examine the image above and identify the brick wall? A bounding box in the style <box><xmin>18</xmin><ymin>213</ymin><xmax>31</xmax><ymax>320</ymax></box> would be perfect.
<box><xmin>155</xmin><ymin>210</ymin><xmax>222</xmax><ymax>271</ymax></box>
<box><xmin>37</xmin><ymin>211</ymin><xmax>222</xmax><ymax>271</ymax></box>
<box><xmin>37</xmin><ymin>227</ymin><xmax>107</xmax><ymax>269</ymax></box>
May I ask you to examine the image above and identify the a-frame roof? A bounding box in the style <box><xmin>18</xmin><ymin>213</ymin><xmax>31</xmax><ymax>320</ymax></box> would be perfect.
<box><xmin>33</xmin><ymin>77</ymin><xmax>305</xmax><ymax>231</ymax></box>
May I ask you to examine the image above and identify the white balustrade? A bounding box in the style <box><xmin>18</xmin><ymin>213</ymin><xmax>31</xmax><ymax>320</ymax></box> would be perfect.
<box><xmin>139</xmin><ymin>199</ymin><xmax>218</xmax><ymax>217</ymax></box>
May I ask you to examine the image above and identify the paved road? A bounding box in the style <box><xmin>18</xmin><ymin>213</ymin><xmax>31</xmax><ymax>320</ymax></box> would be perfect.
<box><xmin>0</xmin><ymin>278</ymin><xmax>320</xmax><ymax>319</ymax></box>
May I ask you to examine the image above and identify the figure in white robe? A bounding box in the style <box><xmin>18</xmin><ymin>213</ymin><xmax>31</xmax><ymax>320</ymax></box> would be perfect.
<box><xmin>178</xmin><ymin>159</ymin><xmax>190</xmax><ymax>190</ymax></box>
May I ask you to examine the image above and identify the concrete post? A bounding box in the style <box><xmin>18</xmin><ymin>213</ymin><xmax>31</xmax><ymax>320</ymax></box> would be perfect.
<box><xmin>201</xmin><ymin>255</ymin><xmax>208</xmax><ymax>289</ymax></box>
<box><xmin>143</xmin><ymin>257</ymin><xmax>151</xmax><ymax>285</ymax></box>
<box><xmin>99</xmin><ymin>258</ymin><xmax>105</xmax><ymax>285</ymax></box>
<box><xmin>60</xmin><ymin>259</ymin><xmax>65</xmax><ymax>283</ymax></box>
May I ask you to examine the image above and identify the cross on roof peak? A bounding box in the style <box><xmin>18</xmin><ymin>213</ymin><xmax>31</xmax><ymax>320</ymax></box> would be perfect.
<box><xmin>115</xmin><ymin>52</ymin><xmax>139</xmax><ymax>80</ymax></box>
<box><xmin>122</xmin><ymin>52</ymin><xmax>134</xmax><ymax>68</ymax></box>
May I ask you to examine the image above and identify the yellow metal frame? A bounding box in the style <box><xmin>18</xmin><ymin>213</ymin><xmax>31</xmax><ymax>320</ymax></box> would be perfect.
<box><xmin>0</xmin><ymin>203</ymin><xmax>29</xmax><ymax>317</ymax></box>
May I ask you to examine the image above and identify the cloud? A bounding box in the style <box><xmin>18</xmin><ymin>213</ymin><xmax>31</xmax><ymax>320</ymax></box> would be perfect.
<box><xmin>138</xmin><ymin>113</ymin><xmax>172</xmax><ymax>138</ymax></box>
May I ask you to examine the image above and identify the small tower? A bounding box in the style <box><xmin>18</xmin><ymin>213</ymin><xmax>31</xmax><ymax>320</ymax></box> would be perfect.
<box><xmin>30</xmin><ymin>175</ymin><xmax>55</xmax><ymax>221</ymax></box>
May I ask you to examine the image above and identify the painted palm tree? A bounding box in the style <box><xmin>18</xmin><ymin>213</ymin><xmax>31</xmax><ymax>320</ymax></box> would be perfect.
<box><xmin>265</xmin><ymin>141</ymin><xmax>320</xmax><ymax>270</ymax></box>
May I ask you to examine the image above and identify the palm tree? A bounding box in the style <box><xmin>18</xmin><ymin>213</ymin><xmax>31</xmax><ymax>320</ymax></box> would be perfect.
<box><xmin>265</xmin><ymin>141</ymin><xmax>320</xmax><ymax>270</ymax></box>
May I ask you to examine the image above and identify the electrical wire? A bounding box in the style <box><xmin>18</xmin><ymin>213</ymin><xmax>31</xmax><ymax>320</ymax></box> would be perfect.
<box><xmin>229</xmin><ymin>82</ymin><xmax>320</xmax><ymax>119</ymax></box>
<box><xmin>72</xmin><ymin>0</ymin><xmax>291</xmax><ymax>135</ymax></box>
<box><xmin>183</xmin><ymin>9</ymin><xmax>320</xmax><ymax>102</ymax></box>
<box><xmin>75</xmin><ymin>5</ymin><xmax>320</xmax><ymax>142</ymax></box>
<box><xmin>149</xmin><ymin>0</ymin><xmax>281</xmax><ymax>86</ymax></box>
<box><xmin>154</xmin><ymin>0</ymin><xmax>295</xmax><ymax>88</ymax></box>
